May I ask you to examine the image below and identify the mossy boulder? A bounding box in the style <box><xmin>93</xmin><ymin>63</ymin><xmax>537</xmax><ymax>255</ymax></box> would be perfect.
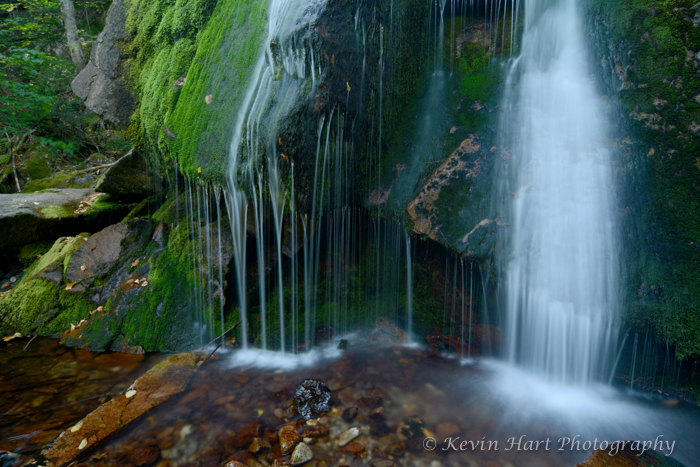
<box><xmin>22</xmin><ymin>169</ymin><xmax>101</xmax><ymax>193</ymax></box>
<box><xmin>0</xmin><ymin>234</ymin><xmax>93</xmax><ymax>335</ymax></box>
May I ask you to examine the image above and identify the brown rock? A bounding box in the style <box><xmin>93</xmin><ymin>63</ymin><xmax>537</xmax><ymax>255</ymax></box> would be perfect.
<box><xmin>126</xmin><ymin>445</ymin><xmax>160</xmax><ymax>466</ymax></box>
<box><xmin>358</xmin><ymin>396</ymin><xmax>382</xmax><ymax>409</ymax></box>
<box><xmin>576</xmin><ymin>443</ymin><xmax>679</xmax><ymax>466</ymax></box>
<box><xmin>40</xmin><ymin>353</ymin><xmax>197</xmax><ymax>466</ymax></box>
<box><xmin>340</xmin><ymin>441</ymin><xmax>366</xmax><ymax>457</ymax></box>
<box><xmin>65</xmin><ymin>222</ymin><xmax>129</xmax><ymax>287</ymax></box>
<box><xmin>226</xmin><ymin>419</ymin><xmax>260</xmax><ymax>448</ymax></box>
<box><xmin>249</xmin><ymin>436</ymin><xmax>271</xmax><ymax>454</ymax></box>
<box><xmin>301</xmin><ymin>423</ymin><xmax>329</xmax><ymax>439</ymax></box>
<box><xmin>278</xmin><ymin>421</ymin><xmax>302</xmax><ymax>455</ymax></box>
<box><xmin>385</xmin><ymin>440</ymin><xmax>405</xmax><ymax>457</ymax></box>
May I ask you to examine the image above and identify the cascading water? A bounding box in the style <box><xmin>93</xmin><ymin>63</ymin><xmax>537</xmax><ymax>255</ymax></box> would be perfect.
<box><xmin>497</xmin><ymin>0</ymin><xmax>619</xmax><ymax>384</ymax></box>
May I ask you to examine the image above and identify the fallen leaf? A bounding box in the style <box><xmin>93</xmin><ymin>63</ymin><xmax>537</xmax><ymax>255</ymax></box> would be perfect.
<box><xmin>1</xmin><ymin>282</ymin><xmax>9</xmax><ymax>288</ymax></box>
<box><xmin>97</xmin><ymin>306</ymin><xmax>104</xmax><ymax>312</ymax></box>
<box><xmin>331</xmin><ymin>54</ymin><xmax>335</xmax><ymax>65</ymax></box>
<box><xmin>347</xmin><ymin>81</ymin><xmax>351</xmax><ymax>92</ymax></box>
<box><xmin>281</xmin><ymin>153</ymin><xmax>290</xmax><ymax>163</ymax></box>
<box><xmin>2</xmin><ymin>332</ymin><xmax>22</xmax><ymax>342</ymax></box>
<box><xmin>197</xmin><ymin>167</ymin><xmax>202</xmax><ymax>174</ymax></box>
<box><xmin>141</xmin><ymin>281</ymin><xmax>149</xmax><ymax>287</ymax></box>
<box><xmin>33</xmin><ymin>202</ymin><xmax>40</xmax><ymax>205</ymax></box>
<box><xmin>78</xmin><ymin>439</ymin><xmax>88</xmax><ymax>450</ymax></box>
<box><xmin>70</xmin><ymin>323</ymin><xmax>75</xmax><ymax>331</ymax></box>
<box><xmin>131</xmin><ymin>259</ymin><xmax>140</xmax><ymax>267</ymax></box>
<box><xmin>91</xmin><ymin>246</ymin><xmax>97</xmax><ymax>252</ymax></box>
<box><xmin>278</xmin><ymin>137</ymin><xmax>282</xmax><ymax>145</ymax></box>
<box><xmin>80</xmin><ymin>265</ymin><xmax>86</xmax><ymax>271</ymax></box>
<box><xmin>70</xmin><ymin>421</ymin><xmax>84</xmax><ymax>433</ymax></box>
<box><xmin>205</xmin><ymin>94</ymin><xmax>213</xmax><ymax>104</ymax></box>
<box><xmin>125</xmin><ymin>389</ymin><xmax>137</xmax><ymax>398</ymax></box>
<box><xmin>65</xmin><ymin>282</ymin><xmax>76</xmax><ymax>291</ymax></box>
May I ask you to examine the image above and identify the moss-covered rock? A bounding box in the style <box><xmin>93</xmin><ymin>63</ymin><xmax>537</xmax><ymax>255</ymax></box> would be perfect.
<box><xmin>0</xmin><ymin>234</ymin><xmax>93</xmax><ymax>335</ymax></box>
<box><xmin>584</xmin><ymin>0</ymin><xmax>700</xmax><ymax>359</ymax></box>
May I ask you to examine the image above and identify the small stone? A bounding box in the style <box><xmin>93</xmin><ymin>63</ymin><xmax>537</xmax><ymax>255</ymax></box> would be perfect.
<box><xmin>278</xmin><ymin>421</ymin><xmax>302</xmax><ymax>455</ymax></box>
<box><xmin>249</xmin><ymin>437</ymin><xmax>271</xmax><ymax>454</ymax></box>
<box><xmin>338</xmin><ymin>427</ymin><xmax>360</xmax><ymax>447</ymax></box>
<box><xmin>342</xmin><ymin>407</ymin><xmax>358</xmax><ymax>422</ymax></box>
<box><xmin>290</xmin><ymin>442</ymin><xmax>313</xmax><ymax>465</ymax></box>
<box><xmin>78</xmin><ymin>439</ymin><xmax>88</xmax><ymax>450</ymax></box>
<box><xmin>359</xmin><ymin>396</ymin><xmax>382</xmax><ymax>409</ymax></box>
<box><xmin>9</xmin><ymin>276</ymin><xmax>16</xmax><ymax>283</ymax></box>
<box><xmin>70</xmin><ymin>421</ymin><xmax>83</xmax><ymax>433</ymax></box>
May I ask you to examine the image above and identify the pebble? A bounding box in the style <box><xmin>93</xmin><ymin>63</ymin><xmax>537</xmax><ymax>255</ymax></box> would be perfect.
<box><xmin>337</xmin><ymin>427</ymin><xmax>360</xmax><ymax>447</ymax></box>
<box><xmin>290</xmin><ymin>442</ymin><xmax>313</xmax><ymax>465</ymax></box>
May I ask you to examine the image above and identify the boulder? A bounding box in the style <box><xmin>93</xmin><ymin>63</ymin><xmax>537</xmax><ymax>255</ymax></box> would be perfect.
<box><xmin>0</xmin><ymin>189</ymin><xmax>128</xmax><ymax>266</ymax></box>
<box><xmin>293</xmin><ymin>379</ymin><xmax>332</xmax><ymax>421</ymax></box>
<box><xmin>40</xmin><ymin>352</ymin><xmax>198</xmax><ymax>467</ymax></box>
<box><xmin>95</xmin><ymin>150</ymin><xmax>155</xmax><ymax>199</ymax></box>
<box><xmin>70</xmin><ymin>0</ymin><xmax>135</xmax><ymax>128</ymax></box>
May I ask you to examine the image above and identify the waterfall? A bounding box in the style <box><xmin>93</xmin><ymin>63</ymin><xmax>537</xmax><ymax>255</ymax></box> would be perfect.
<box><xmin>498</xmin><ymin>0</ymin><xmax>619</xmax><ymax>384</ymax></box>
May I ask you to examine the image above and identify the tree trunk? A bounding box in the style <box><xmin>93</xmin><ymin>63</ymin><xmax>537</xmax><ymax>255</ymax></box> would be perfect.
<box><xmin>60</xmin><ymin>0</ymin><xmax>86</xmax><ymax>71</ymax></box>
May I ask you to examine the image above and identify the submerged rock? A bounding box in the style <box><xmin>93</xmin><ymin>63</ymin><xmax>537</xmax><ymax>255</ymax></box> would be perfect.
<box><xmin>290</xmin><ymin>442</ymin><xmax>313</xmax><ymax>465</ymax></box>
<box><xmin>337</xmin><ymin>427</ymin><xmax>360</xmax><ymax>447</ymax></box>
<box><xmin>293</xmin><ymin>379</ymin><xmax>332</xmax><ymax>420</ymax></box>
<box><xmin>278</xmin><ymin>421</ymin><xmax>302</xmax><ymax>455</ymax></box>
<box><xmin>576</xmin><ymin>443</ymin><xmax>683</xmax><ymax>466</ymax></box>
<box><xmin>39</xmin><ymin>352</ymin><xmax>197</xmax><ymax>467</ymax></box>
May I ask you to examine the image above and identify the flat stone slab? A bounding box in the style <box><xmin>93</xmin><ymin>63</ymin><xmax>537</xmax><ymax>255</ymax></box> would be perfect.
<box><xmin>0</xmin><ymin>189</ymin><xmax>127</xmax><ymax>265</ymax></box>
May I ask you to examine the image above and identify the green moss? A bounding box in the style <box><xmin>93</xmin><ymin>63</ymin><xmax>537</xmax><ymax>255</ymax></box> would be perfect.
<box><xmin>586</xmin><ymin>0</ymin><xmax>700</xmax><ymax>358</ymax></box>
<box><xmin>0</xmin><ymin>234</ymin><xmax>91</xmax><ymax>335</ymax></box>
<box><xmin>25</xmin><ymin>152</ymin><xmax>53</xmax><ymax>180</ymax></box>
<box><xmin>17</xmin><ymin>241</ymin><xmax>54</xmax><ymax>266</ymax></box>
<box><xmin>23</xmin><ymin>169</ymin><xmax>101</xmax><ymax>193</ymax></box>
<box><xmin>123</xmin><ymin>0</ymin><xmax>266</xmax><ymax>183</ymax></box>
<box><xmin>36</xmin><ymin>204</ymin><xmax>75</xmax><ymax>219</ymax></box>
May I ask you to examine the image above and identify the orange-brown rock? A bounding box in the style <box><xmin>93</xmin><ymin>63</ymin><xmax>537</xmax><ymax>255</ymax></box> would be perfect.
<box><xmin>340</xmin><ymin>441</ymin><xmax>366</xmax><ymax>457</ymax></box>
<box><xmin>40</xmin><ymin>352</ymin><xmax>197</xmax><ymax>466</ymax></box>
<box><xmin>278</xmin><ymin>421</ymin><xmax>302</xmax><ymax>455</ymax></box>
<box><xmin>576</xmin><ymin>444</ymin><xmax>679</xmax><ymax>466</ymax></box>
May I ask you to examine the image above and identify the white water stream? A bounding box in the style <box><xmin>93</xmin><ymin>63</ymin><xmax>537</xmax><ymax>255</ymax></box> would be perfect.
<box><xmin>498</xmin><ymin>0</ymin><xmax>619</xmax><ymax>384</ymax></box>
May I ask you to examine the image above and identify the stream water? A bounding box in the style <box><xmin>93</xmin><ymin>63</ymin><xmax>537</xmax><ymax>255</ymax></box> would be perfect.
<box><xmin>2</xmin><ymin>336</ymin><xmax>700</xmax><ymax>466</ymax></box>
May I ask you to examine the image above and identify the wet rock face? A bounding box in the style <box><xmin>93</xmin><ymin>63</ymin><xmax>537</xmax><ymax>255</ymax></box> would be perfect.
<box><xmin>293</xmin><ymin>379</ymin><xmax>332</xmax><ymax>421</ymax></box>
<box><xmin>70</xmin><ymin>0</ymin><xmax>135</xmax><ymax>128</ymax></box>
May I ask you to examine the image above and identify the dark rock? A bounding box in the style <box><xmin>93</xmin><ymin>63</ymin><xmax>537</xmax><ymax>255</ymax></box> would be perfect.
<box><xmin>358</xmin><ymin>396</ymin><xmax>382</xmax><ymax>410</ymax></box>
<box><xmin>293</xmin><ymin>379</ymin><xmax>332</xmax><ymax>420</ymax></box>
<box><xmin>65</xmin><ymin>222</ymin><xmax>129</xmax><ymax>288</ymax></box>
<box><xmin>70</xmin><ymin>0</ymin><xmax>135</xmax><ymax>128</ymax></box>
<box><xmin>337</xmin><ymin>339</ymin><xmax>348</xmax><ymax>349</ymax></box>
<box><xmin>342</xmin><ymin>407</ymin><xmax>358</xmax><ymax>422</ymax></box>
<box><xmin>95</xmin><ymin>150</ymin><xmax>156</xmax><ymax>199</ymax></box>
<box><xmin>126</xmin><ymin>445</ymin><xmax>160</xmax><ymax>466</ymax></box>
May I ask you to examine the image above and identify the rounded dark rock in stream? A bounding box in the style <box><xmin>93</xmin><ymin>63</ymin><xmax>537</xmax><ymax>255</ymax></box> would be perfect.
<box><xmin>341</xmin><ymin>406</ymin><xmax>358</xmax><ymax>422</ymax></box>
<box><xmin>293</xmin><ymin>379</ymin><xmax>331</xmax><ymax>420</ymax></box>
